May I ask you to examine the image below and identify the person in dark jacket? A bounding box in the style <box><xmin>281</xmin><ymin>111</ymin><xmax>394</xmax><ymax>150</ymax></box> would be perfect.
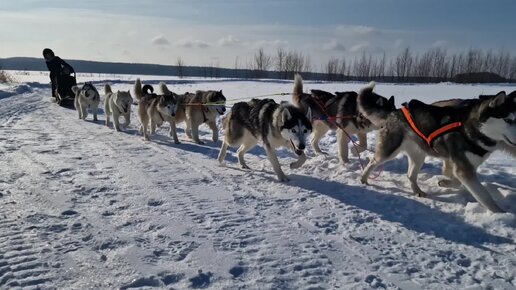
<box><xmin>43</xmin><ymin>48</ymin><xmax>75</xmax><ymax>98</ymax></box>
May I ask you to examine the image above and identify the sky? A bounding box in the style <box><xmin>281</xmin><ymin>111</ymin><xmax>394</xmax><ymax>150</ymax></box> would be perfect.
<box><xmin>0</xmin><ymin>0</ymin><xmax>515</xmax><ymax>70</ymax></box>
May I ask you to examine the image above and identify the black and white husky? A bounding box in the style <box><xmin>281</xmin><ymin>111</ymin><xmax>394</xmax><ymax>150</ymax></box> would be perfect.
<box><xmin>291</xmin><ymin>74</ymin><xmax>377</xmax><ymax>164</ymax></box>
<box><xmin>72</xmin><ymin>83</ymin><xmax>100</xmax><ymax>121</ymax></box>
<box><xmin>358</xmin><ymin>82</ymin><xmax>516</xmax><ymax>213</ymax></box>
<box><xmin>218</xmin><ymin>98</ymin><xmax>312</xmax><ymax>182</ymax></box>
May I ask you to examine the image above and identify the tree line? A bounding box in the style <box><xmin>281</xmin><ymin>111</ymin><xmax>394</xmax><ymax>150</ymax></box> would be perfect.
<box><xmin>179</xmin><ymin>47</ymin><xmax>516</xmax><ymax>83</ymax></box>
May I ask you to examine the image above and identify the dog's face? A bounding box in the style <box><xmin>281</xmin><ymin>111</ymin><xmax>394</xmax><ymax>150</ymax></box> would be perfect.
<box><xmin>158</xmin><ymin>96</ymin><xmax>178</xmax><ymax>117</ymax></box>
<box><xmin>115</xmin><ymin>91</ymin><xmax>133</xmax><ymax>114</ymax></box>
<box><xmin>281</xmin><ymin>107</ymin><xmax>313</xmax><ymax>152</ymax></box>
<box><xmin>207</xmin><ymin>90</ymin><xmax>227</xmax><ymax>115</ymax></box>
<box><xmin>479</xmin><ymin>91</ymin><xmax>516</xmax><ymax>146</ymax></box>
<box><xmin>80</xmin><ymin>83</ymin><xmax>99</xmax><ymax>101</ymax></box>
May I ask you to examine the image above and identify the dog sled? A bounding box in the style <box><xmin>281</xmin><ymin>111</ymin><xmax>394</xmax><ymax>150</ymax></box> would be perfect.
<box><xmin>55</xmin><ymin>72</ymin><xmax>77</xmax><ymax>107</ymax></box>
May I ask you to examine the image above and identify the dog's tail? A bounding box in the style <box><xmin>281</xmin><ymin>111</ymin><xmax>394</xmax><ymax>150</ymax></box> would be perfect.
<box><xmin>159</xmin><ymin>82</ymin><xmax>172</xmax><ymax>95</ymax></box>
<box><xmin>358</xmin><ymin>81</ymin><xmax>395</xmax><ymax>127</ymax></box>
<box><xmin>104</xmin><ymin>84</ymin><xmax>113</xmax><ymax>95</ymax></box>
<box><xmin>72</xmin><ymin>85</ymin><xmax>80</xmax><ymax>95</ymax></box>
<box><xmin>133</xmin><ymin>78</ymin><xmax>143</xmax><ymax>101</ymax></box>
<box><xmin>292</xmin><ymin>73</ymin><xmax>304</xmax><ymax>107</ymax></box>
<box><xmin>142</xmin><ymin>84</ymin><xmax>154</xmax><ymax>95</ymax></box>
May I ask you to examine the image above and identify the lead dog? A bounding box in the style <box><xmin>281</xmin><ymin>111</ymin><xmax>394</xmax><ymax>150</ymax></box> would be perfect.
<box><xmin>292</xmin><ymin>74</ymin><xmax>379</xmax><ymax>164</ymax></box>
<box><xmin>72</xmin><ymin>83</ymin><xmax>100</xmax><ymax>121</ymax></box>
<box><xmin>218</xmin><ymin>98</ymin><xmax>312</xmax><ymax>182</ymax></box>
<box><xmin>358</xmin><ymin>82</ymin><xmax>516</xmax><ymax>212</ymax></box>
<box><xmin>104</xmin><ymin>84</ymin><xmax>133</xmax><ymax>132</ymax></box>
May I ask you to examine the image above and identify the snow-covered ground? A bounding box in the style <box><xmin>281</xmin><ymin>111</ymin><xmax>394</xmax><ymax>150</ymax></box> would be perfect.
<box><xmin>0</xmin><ymin>71</ymin><xmax>515</xmax><ymax>289</ymax></box>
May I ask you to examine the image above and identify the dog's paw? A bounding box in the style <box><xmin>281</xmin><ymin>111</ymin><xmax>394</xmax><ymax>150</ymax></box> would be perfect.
<box><xmin>438</xmin><ymin>179</ymin><xmax>461</xmax><ymax>188</ymax></box>
<box><xmin>174</xmin><ymin>140</ymin><xmax>181</xmax><ymax>145</ymax></box>
<box><xmin>417</xmin><ymin>191</ymin><xmax>427</xmax><ymax>198</ymax></box>
<box><xmin>241</xmin><ymin>164</ymin><xmax>251</xmax><ymax>170</ymax></box>
<box><xmin>290</xmin><ymin>161</ymin><xmax>304</xmax><ymax>170</ymax></box>
<box><xmin>360</xmin><ymin>177</ymin><xmax>369</xmax><ymax>185</ymax></box>
<box><xmin>196</xmin><ymin>140</ymin><xmax>205</xmax><ymax>145</ymax></box>
<box><xmin>278</xmin><ymin>175</ymin><xmax>290</xmax><ymax>182</ymax></box>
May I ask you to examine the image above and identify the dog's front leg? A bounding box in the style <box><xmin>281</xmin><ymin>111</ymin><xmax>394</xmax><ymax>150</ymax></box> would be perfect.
<box><xmin>169</xmin><ymin>120</ymin><xmax>180</xmax><ymax>144</ymax></box>
<box><xmin>81</xmin><ymin>104</ymin><xmax>88</xmax><ymax>120</ymax></box>
<box><xmin>311</xmin><ymin>121</ymin><xmax>329</xmax><ymax>155</ymax></box>
<box><xmin>438</xmin><ymin>159</ymin><xmax>461</xmax><ymax>188</ymax></box>
<box><xmin>337</xmin><ymin>129</ymin><xmax>350</xmax><ymax>164</ymax></box>
<box><xmin>113</xmin><ymin>111</ymin><xmax>121</xmax><ymax>131</ymax></box>
<box><xmin>92</xmin><ymin>104</ymin><xmax>99</xmax><ymax>121</ymax></box>
<box><xmin>290</xmin><ymin>151</ymin><xmax>307</xmax><ymax>169</ymax></box>
<box><xmin>406</xmin><ymin>152</ymin><xmax>426</xmax><ymax>197</ymax></box>
<box><xmin>265</xmin><ymin>144</ymin><xmax>289</xmax><ymax>182</ymax></box>
<box><xmin>452</xmin><ymin>159</ymin><xmax>504</xmax><ymax>213</ymax></box>
<box><xmin>124</xmin><ymin>113</ymin><xmax>131</xmax><ymax>128</ymax></box>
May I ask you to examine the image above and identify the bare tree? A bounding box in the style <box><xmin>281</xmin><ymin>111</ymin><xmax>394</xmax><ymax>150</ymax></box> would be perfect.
<box><xmin>253</xmin><ymin>48</ymin><xmax>272</xmax><ymax>78</ymax></box>
<box><xmin>325</xmin><ymin>57</ymin><xmax>339</xmax><ymax>80</ymax></box>
<box><xmin>275</xmin><ymin>48</ymin><xmax>286</xmax><ymax>76</ymax></box>
<box><xmin>395</xmin><ymin>47</ymin><xmax>413</xmax><ymax>81</ymax></box>
<box><xmin>176</xmin><ymin>57</ymin><xmax>185</xmax><ymax>78</ymax></box>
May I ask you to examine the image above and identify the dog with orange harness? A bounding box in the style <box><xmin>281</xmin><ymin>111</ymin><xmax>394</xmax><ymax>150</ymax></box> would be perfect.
<box><xmin>357</xmin><ymin>82</ymin><xmax>516</xmax><ymax>213</ymax></box>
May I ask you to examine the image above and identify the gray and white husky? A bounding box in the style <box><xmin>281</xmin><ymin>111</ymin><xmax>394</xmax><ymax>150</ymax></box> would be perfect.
<box><xmin>160</xmin><ymin>83</ymin><xmax>226</xmax><ymax>144</ymax></box>
<box><xmin>358</xmin><ymin>82</ymin><xmax>516</xmax><ymax>213</ymax></box>
<box><xmin>133</xmin><ymin>79</ymin><xmax>179</xmax><ymax>142</ymax></box>
<box><xmin>432</xmin><ymin>92</ymin><xmax>516</xmax><ymax>186</ymax></box>
<box><xmin>218</xmin><ymin>98</ymin><xmax>312</xmax><ymax>182</ymax></box>
<box><xmin>104</xmin><ymin>84</ymin><xmax>133</xmax><ymax>132</ymax></box>
<box><xmin>72</xmin><ymin>83</ymin><xmax>100</xmax><ymax>121</ymax></box>
<box><xmin>292</xmin><ymin>74</ymin><xmax>377</xmax><ymax>164</ymax></box>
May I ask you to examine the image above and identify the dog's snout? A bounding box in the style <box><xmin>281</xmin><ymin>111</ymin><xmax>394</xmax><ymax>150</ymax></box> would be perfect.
<box><xmin>298</xmin><ymin>143</ymin><xmax>306</xmax><ymax>150</ymax></box>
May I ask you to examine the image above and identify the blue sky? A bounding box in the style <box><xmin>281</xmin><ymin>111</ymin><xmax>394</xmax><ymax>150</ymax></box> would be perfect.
<box><xmin>0</xmin><ymin>0</ymin><xmax>514</xmax><ymax>69</ymax></box>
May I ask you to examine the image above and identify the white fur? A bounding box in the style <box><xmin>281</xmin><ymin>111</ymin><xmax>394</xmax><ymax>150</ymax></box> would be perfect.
<box><xmin>73</xmin><ymin>84</ymin><xmax>100</xmax><ymax>121</ymax></box>
<box><xmin>104</xmin><ymin>84</ymin><xmax>133</xmax><ymax>132</ymax></box>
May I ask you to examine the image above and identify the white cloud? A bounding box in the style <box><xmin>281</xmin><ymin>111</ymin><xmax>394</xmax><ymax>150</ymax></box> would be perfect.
<box><xmin>349</xmin><ymin>42</ymin><xmax>384</xmax><ymax>54</ymax></box>
<box><xmin>151</xmin><ymin>35</ymin><xmax>171</xmax><ymax>46</ymax></box>
<box><xmin>218</xmin><ymin>35</ymin><xmax>240</xmax><ymax>47</ymax></box>
<box><xmin>432</xmin><ymin>40</ymin><xmax>448</xmax><ymax>48</ymax></box>
<box><xmin>176</xmin><ymin>39</ymin><xmax>210</xmax><ymax>49</ymax></box>
<box><xmin>322</xmin><ymin>39</ymin><xmax>346</xmax><ymax>51</ymax></box>
<box><xmin>336</xmin><ymin>25</ymin><xmax>381</xmax><ymax>36</ymax></box>
<box><xmin>251</xmin><ymin>39</ymin><xmax>288</xmax><ymax>49</ymax></box>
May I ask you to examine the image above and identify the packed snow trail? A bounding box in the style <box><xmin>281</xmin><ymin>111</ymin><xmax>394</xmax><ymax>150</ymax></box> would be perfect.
<box><xmin>0</xmin><ymin>84</ymin><xmax>515</xmax><ymax>289</ymax></box>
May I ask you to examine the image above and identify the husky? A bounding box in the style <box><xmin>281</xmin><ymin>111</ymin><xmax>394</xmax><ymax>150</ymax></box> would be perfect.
<box><xmin>72</xmin><ymin>83</ymin><xmax>100</xmax><ymax>121</ymax></box>
<box><xmin>291</xmin><ymin>74</ymin><xmax>378</xmax><ymax>164</ymax></box>
<box><xmin>161</xmin><ymin>83</ymin><xmax>226</xmax><ymax>144</ymax></box>
<box><xmin>432</xmin><ymin>92</ymin><xmax>516</xmax><ymax>187</ymax></box>
<box><xmin>218</xmin><ymin>98</ymin><xmax>312</xmax><ymax>182</ymax></box>
<box><xmin>133</xmin><ymin>79</ymin><xmax>179</xmax><ymax>142</ymax></box>
<box><xmin>358</xmin><ymin>82</ymin><xmax>516</xmax><ymax>212</ymax></box>
<box><xmin>104</xmin><ymin>84</ymin><xmax>133</xmax><ymax>132</ymax></box>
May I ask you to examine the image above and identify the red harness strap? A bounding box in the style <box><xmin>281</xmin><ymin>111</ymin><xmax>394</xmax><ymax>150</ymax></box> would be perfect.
<box><xmin>401</xmin><ymin>106</ymin><xmax>462</xmax><ymax>146</ymax></box>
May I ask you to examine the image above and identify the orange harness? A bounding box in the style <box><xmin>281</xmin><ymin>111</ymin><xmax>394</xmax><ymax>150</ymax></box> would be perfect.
<box><xmin>401</xmin><ymin>106</ymin><xmax>462</xmax><ymax>147</ymax></box>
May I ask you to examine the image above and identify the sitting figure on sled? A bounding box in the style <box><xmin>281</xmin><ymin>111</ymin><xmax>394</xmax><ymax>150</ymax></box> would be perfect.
<box><xmin>43</xmin><ymin>48</ymin><xmax>76</xmax><ymax>106</ymax></box>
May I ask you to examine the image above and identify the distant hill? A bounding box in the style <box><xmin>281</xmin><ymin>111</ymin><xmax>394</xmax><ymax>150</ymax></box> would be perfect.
<box><xmin>453</xmin><ymin>72</ymin><xmax>506</xmax><ymax>83</ymax></box>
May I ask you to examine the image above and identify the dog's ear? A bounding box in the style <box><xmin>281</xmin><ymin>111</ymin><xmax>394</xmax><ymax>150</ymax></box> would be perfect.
<box><xmin>219</xmin><ymin>90</ymin><xmax>223</xmax><ymax>94</ymax></box>
<box><xmin>282</xmin><ymin>108</ymin><xmax>292</xmax><ymax>123</ymax></box>
<box><xmin>388</xmin><ymin>96</ymin><xmax>395</xmax><ymax>108</ymax></box>
<box><xmin>376</xmin><ymin>97</ymin><xmax>385</xmax><ymax>107</ymax></box>
<box><xmin>306</xmin><ymin>107</ymin><xmax>312</xmax><ymax>122</ymax></box>
<box><xmin>489</xmin><ymin>91</ymin><xmax>506</xmax><ymax>108</ymax></box>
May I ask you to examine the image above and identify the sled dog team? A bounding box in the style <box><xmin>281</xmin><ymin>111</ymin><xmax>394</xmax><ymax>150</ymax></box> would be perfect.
<box><xmin>69</xmin><ymin>75</ymin><xmax>516</xmax><ymax>213</ymax></box>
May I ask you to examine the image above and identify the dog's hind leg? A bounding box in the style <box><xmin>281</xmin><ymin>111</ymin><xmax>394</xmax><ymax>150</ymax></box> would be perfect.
<box><xmin>337</xmin><ymin>129</ymin><xmax>350</xmax><ymax>164</ymax></box>
<box><xmin>237</xmin><ymin>137</ymin><xmax>257</xmax><ymax>170</ymax></box>
<box><xmin>311</xmin><ymin>121</ymin><xmax>329</xmax><ymax>155</ymax></box>
<box><xmin>361</xmin><ymin>129</ymin><xmax>403</xmax><ymax>185</ymax></box>
<box><xmin>105</xmin><ymin>101</ymin><xmax>111</xmax><ymax>127</ymax></box>
<box><xmin>438</xmin><ymin>159</ymin><xmax>461</xmax><ymax>188</ymax></box>
<box><xmin>207</xmin><ymin>121</ymin><xmax>219</xmax><ymax>142</ymax></box>
<box><xmin>190</xmin><ymin>121</ymin><xmax>203</xmax><ymax>144</ymax></box>
<box><xmin>452</xmin><ymin>159</ymin><xmax>504</xmax><ymax>213</ymax></box>
<box><xmin>351</xmin><ymin>132</ymin><xmax>368</xmax><ymax>156</ymax></box>
<box><xmin>113</xmin><ymin>111</ymin><xmax>121</xmax><ymax>132</ymax></box>
<box><xmin>218</xmin><ymin>142</ymin><xmax>229</xmax><ymax>164</ymax></box>
<box><xmin>264</xmin><ymin>144</ymin><xmax>289</xmax><ymax>182</ymax></box>
<box><xmin>406</xmin><ymin>151</ymin><xmax>426</xmax><ymax>197</ymax></box>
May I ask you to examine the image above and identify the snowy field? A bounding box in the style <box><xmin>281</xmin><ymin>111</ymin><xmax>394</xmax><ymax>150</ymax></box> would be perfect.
<box><xmin>0</xmin><ymin>70</ymin><xmax>515</xmax><ymax>289</ymax></box>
